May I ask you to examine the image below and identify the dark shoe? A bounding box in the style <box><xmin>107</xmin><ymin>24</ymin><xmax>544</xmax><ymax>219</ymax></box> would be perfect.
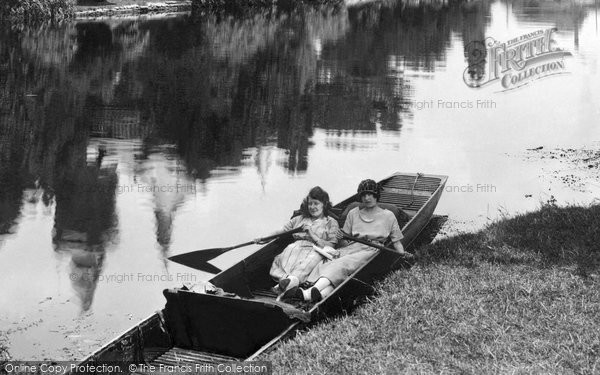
<box><xmin>299</xmin><ymin>281</ymin><xmax>314</xmax><ymax>289</ymax></box>
<box><xmin>310</xmin><ymin>287</ymin><xmax>322</xmax><ymax>303</ymax></box>
<box><xmin>278</xmin><ymin>278</ymin><xmax>291</xmax><ymax>291</ymax></box>
<box><xmin>278</xmin><ymin>285</ymin><xmax>302</xmax><ymax>301</ymax></box>
<box><xmin>278</xmin><ymin>275</ymin><xmax>299</xmax><ymax>293</ymax></box>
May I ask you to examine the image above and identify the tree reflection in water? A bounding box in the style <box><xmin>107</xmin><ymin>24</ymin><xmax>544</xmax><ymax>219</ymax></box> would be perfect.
<box><xmin>54</xmin><ymin>144</ymin><xmax>118</xmax><ymax>311</ymax></box>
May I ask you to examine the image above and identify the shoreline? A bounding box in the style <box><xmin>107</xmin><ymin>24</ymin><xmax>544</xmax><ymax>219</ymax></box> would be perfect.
<box><xmin>72</xmin><ymin>0</ymin><xmax>379</xmax><ymax>19</ymax></box>
<box><xmin>0</xmin><ymin>0</ymin><xmax>445</xmax><ymax>22</ymax></box>
<box><xmin>74</xmin><ymin>1</ymin><xmax>192</xmax><ymax>19</ymax></box>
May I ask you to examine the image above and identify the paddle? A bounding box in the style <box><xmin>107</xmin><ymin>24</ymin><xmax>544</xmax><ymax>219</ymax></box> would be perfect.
<box><xmin>168</xmin><ymin>226</ymin><xmax>305</xmax><ymax>272</ymax></box>
<box><xmin>339</xmin><ymin>230</ymin><xmax>415</xmax><ymax>259</ymax></box>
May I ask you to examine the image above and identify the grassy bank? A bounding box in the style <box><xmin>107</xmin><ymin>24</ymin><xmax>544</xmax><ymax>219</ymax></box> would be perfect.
<box><xmin>264</xmin><ymin>203</ymin><xmax>600</xmax><ymax>373</ymax></box>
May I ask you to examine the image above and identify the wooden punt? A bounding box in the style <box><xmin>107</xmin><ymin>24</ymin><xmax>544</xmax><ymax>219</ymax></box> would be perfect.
<box><xmin>78</xmin><ymin>172</ymin><xmax>447</xmax><ymax>370</ymax></box>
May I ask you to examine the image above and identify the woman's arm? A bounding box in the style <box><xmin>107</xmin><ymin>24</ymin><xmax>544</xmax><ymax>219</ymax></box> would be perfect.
<box><xmin>392</xmin><ymin>240</ymin><xmax>405</xmax><ymax>253</ymax></box>
<box><xmin>255</xmin><ymin>217</ymin><xmax>306</xmax><ymax>243</ymax></box>
<box><xmin>382</xmin><ymin>211</ymin><xmax>411</xmax><ymax>256</ymax></box>
<box><xmin>285</xmin><ymin>216</ymin><xmax>312</xmax><ymax>240</ymax></box>
<box><xmin>310</xmin><ymin>230</ymin><xmax>335</xmax><ymax>248</ymax></box>
<box><xmin>254</xmin><ymin>229</ymin><xmax>284</xmax><ymax>244</ymax></box>
<box><xmin>336</xmin><ymin>237</ymin><xmax>349</xmax><ymax>248</ymax></box>
<box><xmin>393</xmin><ymin>240</ymin><xmax>413</xmax><ymax>258</ymax></box>
<box><xmin>309</xmin><ymin>218</ymin><xmax>339</xmax><ymax>248</ymax></box>
<box><xmin>334</xmin><ymin>208</ymin><xmax>355</xmax><ymax>247</ymax></box>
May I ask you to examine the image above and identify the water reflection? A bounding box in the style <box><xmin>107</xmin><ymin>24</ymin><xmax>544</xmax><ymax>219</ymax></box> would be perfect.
<box><xmin>133</xmin><ymin>146</ymin><xmax>195</xmax><ymax>255</ymax></box>
<box><xmin>0</xmin><ymin>0</ymin><xmax>499</xmax><ymax>196</ymax></box>
<box><xmin>137</xmin><ymin>7</ymin><xmax>353</xmax><ymax>175</ymax></box>
<box><xmin>0</xmin><ymin>0</ymin><xmax>497</xmax><ymax>312</ymax></box>
<box><xmin>52</xmin><ymin>143</ymin><xmax>119</xmax><ymax>311</ymax></box>
<box><xmin>509</xmin><ymin>0</ymin><xmax>596</xmax><ymax>52</ymax></box>
<box><xmin>461</xmin><ymin>1</ymin><xmax>489</xmax><ymax>87</ymax></box>
<box><xmin>0</xmin><ymin>162</ymin><xmax>24</xmax><ymax>236</ymax></box>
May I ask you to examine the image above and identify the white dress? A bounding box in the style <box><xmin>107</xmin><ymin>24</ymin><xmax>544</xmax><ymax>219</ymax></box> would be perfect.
<box><xmin>269</xmin><ymin>215</ymin><xmax>339</xmax><ymax>283</ymax></box>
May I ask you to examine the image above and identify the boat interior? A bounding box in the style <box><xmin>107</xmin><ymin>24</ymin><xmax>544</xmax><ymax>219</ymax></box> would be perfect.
<box><xmin>212</xmin><ymin>172</ymin><xmax>447</xmax><ymax>301</ymax></box>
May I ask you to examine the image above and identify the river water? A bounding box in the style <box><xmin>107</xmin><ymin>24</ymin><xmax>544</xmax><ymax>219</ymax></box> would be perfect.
<box><xmin>1</xmin><ymin>0</ymin><xmax>599</xmax><ymax>360</ymax></box>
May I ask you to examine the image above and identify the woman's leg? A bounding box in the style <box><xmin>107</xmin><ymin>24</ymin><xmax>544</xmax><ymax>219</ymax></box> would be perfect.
<box><xmin>318</xmin><ymin>285</ymin><xmax>334</xmax><ymax>298</ymax></box>
<box><xmin>301</xmin><ymin>246</ymin><xmax>377</xmax><ymax>302</ymax></box>
<box><xmin>272</xmin><ymin>241</ymin><xmax>322</xmax><ymax>284</ymax></box>
<box><xmin>301</xmin><ymin>277</ymin><xmax>333</xmax><ymax>301</ymax></box>
<box><xmin>316</xmin><ymin>248</ymin><xmax>377</xmax><ymax>287</ymax></box>
<box><xmin>314</xmin><ymin>277</ymin><xmax>331</xmax><ymax>290</ymax></box>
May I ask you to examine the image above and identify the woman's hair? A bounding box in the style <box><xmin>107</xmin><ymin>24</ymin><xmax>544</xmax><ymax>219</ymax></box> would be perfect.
<box><xmin>299</xmin><ymin>186</ymin><xmax>332</xmax><ymax>217</ymax></box>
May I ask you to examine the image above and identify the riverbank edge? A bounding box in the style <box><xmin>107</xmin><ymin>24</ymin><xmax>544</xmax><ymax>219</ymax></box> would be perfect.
<box><xmin>0</xmin><ymin>0</ymin><xmax>378</xmax><ymax>23</ymax></box>
<box><xmin>74</xmin><ymin>1</ymin><xmax>191</xmax><ymax>19</ymax></box>
<box><xmin>263</xmin><ymin>203</ymin><xmax>600</xmax><ymax>373</ymax></box>
<box><xmin>73</xmin><ymin>0</ymin><xmax>376</xmax><ymax>19</ymax></box>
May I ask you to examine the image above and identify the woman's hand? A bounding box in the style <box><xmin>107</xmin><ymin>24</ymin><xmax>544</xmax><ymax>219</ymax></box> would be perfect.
<box><xmin>323</xmin><ymin>246</ymin><xmax>340</xmax><ymax>259</ymax></box>
<box><xmin>307</xmin><ymin>226</ymin><xmax>320</xmax><ymax>243</ymax></box>
<box><xmin>292</xmin><ymin>232</ymin><xmax>305</xmax><ymax>240</ymax></box>
<box><xmin>292</xmin><ymin>224</ymin><xmax>311</xmax><ymax>240</ymax></box>
<box><xmin>393</xmin><ymin>241</ymin><xmax>414</xmax><ymax>258</ymax></box>
<box><xmin>335</xmin><ymin>230</ymin><xmax>362</xmax><ymax>240</ymax></box>
<box><xmin>335</xmin><ymin>229</ymin><xmax>353</xmax><ymax>247</ymax></box>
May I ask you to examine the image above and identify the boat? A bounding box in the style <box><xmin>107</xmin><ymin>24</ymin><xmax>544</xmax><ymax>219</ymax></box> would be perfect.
<box><xmin>78</xmin><ymin>172</ymin><xmax>447</xmax><ymax>370</ymax></box>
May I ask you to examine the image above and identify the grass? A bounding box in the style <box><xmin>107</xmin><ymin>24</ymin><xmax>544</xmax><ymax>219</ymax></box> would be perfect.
<box><xmin>263</xmin><ymin>203</ymin><xmax>600</xmax><ymax>374</ymax></box>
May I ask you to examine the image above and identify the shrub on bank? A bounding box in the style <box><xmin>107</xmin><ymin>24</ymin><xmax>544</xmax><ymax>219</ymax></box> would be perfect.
<box><xmin>0</xmin><ymin>0</ymin><xmax>75</xmax><ymax>22</ymax></box>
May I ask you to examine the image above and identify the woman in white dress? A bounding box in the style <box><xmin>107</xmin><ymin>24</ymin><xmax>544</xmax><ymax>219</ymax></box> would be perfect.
<box><xmin>265</xmin><ymin>186</ymin><xmax>339</xmax><ymax>299</ymax></box>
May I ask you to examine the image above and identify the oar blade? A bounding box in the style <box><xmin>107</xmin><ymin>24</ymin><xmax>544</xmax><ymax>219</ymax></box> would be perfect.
<box><xmin>167</xmin><ymin>226</ymin><xmax>303</xmax><ymax>272</ymax></box>
<box><xmin>168</xmin><ymin>248</ymin><xmax>225</xmax><ymax>273</ymax></box>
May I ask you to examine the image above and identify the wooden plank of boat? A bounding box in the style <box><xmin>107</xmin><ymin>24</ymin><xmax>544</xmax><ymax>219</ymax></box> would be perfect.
<box><xmin>78</xmin><ymin>172</ymin><xmax>447</xmax><ymax>368</ymax></box>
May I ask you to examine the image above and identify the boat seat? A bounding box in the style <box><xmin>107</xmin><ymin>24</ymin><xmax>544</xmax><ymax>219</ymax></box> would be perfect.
<box><xmin>338</xmin><ymin>202</ymin><xmax>411</xmax><ymax>229</ymax></box>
